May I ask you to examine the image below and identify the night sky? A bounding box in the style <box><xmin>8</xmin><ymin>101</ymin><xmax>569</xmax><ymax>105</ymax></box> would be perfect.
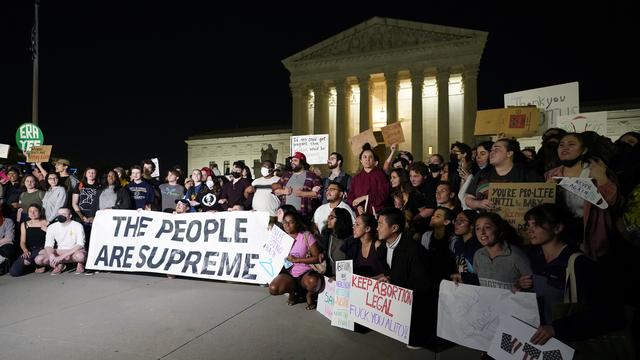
<box><xmin>1</xmin><ymin>2</ymin><xmax>638</xmax><ymax>174</ymax></box>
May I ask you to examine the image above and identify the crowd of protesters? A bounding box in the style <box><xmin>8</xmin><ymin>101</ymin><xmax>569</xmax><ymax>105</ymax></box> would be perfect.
<box><xmin>1</xmin><ymin>129</ymin><xmax>639</xmax><ymax>355</ymax></box>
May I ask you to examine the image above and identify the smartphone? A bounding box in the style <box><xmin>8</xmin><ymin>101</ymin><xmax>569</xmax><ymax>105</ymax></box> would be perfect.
<box><xmin>283</xmin><ymin>258</ymin><xmax>293</xmax><ymax>269</ymax></box>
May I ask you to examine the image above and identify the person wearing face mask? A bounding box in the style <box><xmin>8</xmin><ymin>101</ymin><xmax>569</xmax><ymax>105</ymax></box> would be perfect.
<box><xmin>195</xmin><ymin>175</ymin><xmax>223</xmax><ymax>212</ymax></box>
<box><xmin>545</xmin><ymin>133</ymin><xmax>618</xmax><ymax>260</ymax></box>
<box><xmin>247</xmin><ymin>160</ymin><xmax>281</xmax><ymax>218</ymax></box>
<box><xmin>218</xmin><ymin>161</ymin><xmax>252</xmax><ymax>211</ymax></box>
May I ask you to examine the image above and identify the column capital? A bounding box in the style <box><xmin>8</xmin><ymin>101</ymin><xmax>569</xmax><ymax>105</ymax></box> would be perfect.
<box><xmin>312</xmin><ymin>82</ymin><xmax>330</xmax><ymax>97</ymax></box>
<box><xmin>436</xmin><ymin>68</ymin><xmax>450</xmax><ymax>82</ymax></box>
<box><xmin>462</xmin><ymin>64</ymin><xmax>479</xmax><ymax>80</ymax></box>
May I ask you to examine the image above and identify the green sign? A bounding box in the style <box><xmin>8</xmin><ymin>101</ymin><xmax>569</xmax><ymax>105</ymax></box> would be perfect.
<box><xmin>16</xmin><ymin>123</ymin><xmax>44</xmax><ymax>153</ymax></box>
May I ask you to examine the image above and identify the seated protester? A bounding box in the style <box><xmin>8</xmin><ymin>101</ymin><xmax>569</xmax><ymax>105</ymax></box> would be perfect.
<box><xmin>248</xmin><ymin>160</ymin><xmax>281</xmax><ymax>217</ymax></box>
<box><xmin>268</xmin><ymin>210</ymin><xmax>323</xmax><ymax>310</ymax></box>
<box><xmin>159</xmin><ymin>169</ymin><xmax>185</xmax><ymax>212</ymax></box>
<box><xmin>465</xmin><ymin>138</ymin><xmax>543</xmax><ymax>211</ymax></box>
<box><xmin>34</xmin><ymin>208</ymin><xmax>87</xmax><ymax>275</ymax></box>
<box><xmin>0</xmin><ymin>212</ymin><xmax>15</xmax><ymax>273</ymax></box>
<box><xmin>174</xmin><ymin>199</ymin><xmax>191</xmax><ymax>214</ymax></box>
<box><xmin>218</xmin><ymin>161</ymin><xmax>252</xmax><ymax>211</ymax></box>
<box><xmin>377</xmin><ymin>208</ymin><xmax>434</xmax><ymax>349</ymax></box>
<box><xmin>313</xmin><ymin>181</ymin><xmax>355</xmax><ymax>234</ymax></box>
<box><xmin>92</xmin><ymin>170</ymin><xmax>132</xmax><ymax>211</ymax></box>
<box><xmin>344</xmin><ymin>214</ymin><xmax>387</xmax><ymax>278</ymax></box>
<box><xmin>434</xmin><ymin>181</ymin><xmax>462</xmax><ymax>216</ymax></box>
<box><xmin>449</xmin><ymin>210</ymin><xmax>481</xmax><ymax>285</ymax></box>
<box><xmin>273</xmin><ymin>204</ymin><xmax>297</xmax><ymax>231</ymax></box>
<box><xmin>420</xmin><ymin>207</ymin><xmax>457</xmax><ymax>287</ymax></box>
<box><xmin>127</xmin><ymin>165</ymin><xmax>155</xmax><ymax>210</ymax></box>
<box><xmin>454</xmin><ymin>212</ymin><xmax>532</xmax><ymax>290</ymax></box>
<box><xmin>10</xmin><ymin>204</ymin><xmax>48</xmax><ymax>276</ymax></box>
<box><xmin>196</xmin><ymin>175</ymin><xmax>224</xmax><ymax>212</ymax></box>
<box><xmin>317</xmin><ymin>208</ymin><xmax>353</xmax><ymax>277</ymax></box>
<box><xmin>16</xmin><ymin>174</ymin><xmax>45</xmax><ymax>223</ymax></box>
<box><xmin>517</xmin><ymin>204</ymin><xmax>627</xmax><ymax>349</ymax></box>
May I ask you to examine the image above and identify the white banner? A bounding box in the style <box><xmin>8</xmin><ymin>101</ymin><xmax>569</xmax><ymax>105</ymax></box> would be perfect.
<box><xmin>437</xmin><ymin>280</ymin><xmax>540</xmax><ymax>351</ymax></box>
<box><xmin>504</xmin><ymin>82</ymin><xmax>579</xmax><ymax>131</ymax></box>
<box><xmin>331</xmin><ymin>260</ymin><xmax>354</xmax><ymax>330</ymax></box>
<box><xmin>349</xmin><ymin>274</ymin><xmax>413</xmax><ymax>344</ymax></box>
<box><xmin>86</xmin><ymin>210</ymin><xmax>289</xmax><ymax>285</ymax></box>
<box><xmin>488</xmin><ymin>316</ymin><xmax>574</xmax><ymax>360</ymax></box>
<box><xmin>291</xmin><ymin>134</ymin><xmax>329</xmax><ymax>165</ymax></box>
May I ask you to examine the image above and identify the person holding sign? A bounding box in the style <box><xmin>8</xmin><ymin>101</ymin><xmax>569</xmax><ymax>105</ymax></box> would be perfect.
<box><xmin>545</xmin><ymin>133</ymin><xmax>618</xmax><ymax>260</ymax></box>
<box><xmin>347</xmin><ymin>144</ymin><xmax>389</xmax><ymax>216</ymax></box>
<box><xmin>268</xmin><ymin>210</ymin><xmax>323</xmax><ymax>310</ymax></box>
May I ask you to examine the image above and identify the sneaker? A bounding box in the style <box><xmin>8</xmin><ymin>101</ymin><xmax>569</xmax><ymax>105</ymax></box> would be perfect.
<box><xmin>51</xmin><ymin>264</ymin><xmax>66</xmax><ymax>275</ymax></box>
<box><xmin>406</xmin><ymin>345</ymin><xmax>424</xmax><ymax>350</ymax></box>
<box><xmin>75</xmin><ymin>263</ymin><xmax>85</xmax><ymax>274</ymax></box>
<box><xmin>167</xmin><ymin>274</ymin><xmax>176</xmax><ymax>279</ymax></box>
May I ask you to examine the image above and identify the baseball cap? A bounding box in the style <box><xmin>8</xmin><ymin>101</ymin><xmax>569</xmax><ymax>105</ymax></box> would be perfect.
<box><xmin>175</xmin><ymin>199</ymin><xmax>191</xmax><ymax>207</ymax></box>
<box><xmin>292</xmin><ymin>152</ymin><xmax>306</xmax><ymax>162</ymax></box>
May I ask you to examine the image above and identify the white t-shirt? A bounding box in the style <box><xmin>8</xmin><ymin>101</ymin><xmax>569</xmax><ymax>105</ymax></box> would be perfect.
<box><xmin>251</xmin><ymin>176</ymin><xmax>281</xmax><ymax>216</ymax></box>
<box><xmin>313</xmin><ymin>201</ymin><xmax>356</xmax><ymax>233</ymax></box>
<box><xmin>45</xmin><ymin>221</ymin><xmax>85</xmax><ymax>250</ymax></box>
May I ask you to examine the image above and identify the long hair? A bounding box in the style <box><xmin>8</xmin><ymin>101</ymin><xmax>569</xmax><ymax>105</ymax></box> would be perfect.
<box><xmin>332</xmin><ymin>208</ymin><xmax>354</xmax><ymax>239</ymax></box>
<box><xmin>474</xmin><ymin>212</ymin><xmax>521</xmax><ymax>246</ymax></box>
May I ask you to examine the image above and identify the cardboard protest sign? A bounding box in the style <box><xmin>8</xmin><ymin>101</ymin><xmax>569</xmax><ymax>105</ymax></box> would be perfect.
<box><xmin>332</xmin><ymin>260</ymin><xmax>355</xmax><ymax>330</ymax></box>
<box><xmin>291</xmin><ymin>134</ymin><xmax>329</xmax><ymax>165</ymax></box>
<box><xmin>87</xmin><ymin>210</ymin><xmax>285</xmax><ymax>285</ymax></box>
<box><xmin>349</xmin><ymin>129</ymin><xmax>378</xmax><ymax>156</ymax></box>
<box><xmin>380</xmin><ymin>122</ymin><xmax>405</xmax><ymax>145</ymax></box>
<box><xmin>475</xmin><ymin>106</ymin><xmax>540</xmax><ymax>137</ymax></box>
<box><xmin>488</xmin><ymin>316</ymin><xmax>574</xmax><ymax>360</ymax></box>
<box><xmin>349</xmin><ymin>274</ymin><xmax>413</xmax><ymax>343</ymax></box>
<box><xmin>488</xmin><ymin>183</ymin><xmax>556</xmax><ymax>234</ymax></box>
<box><xmin>554</xmin><ymin>177</ymin><xmax>608</xmax><ymax>209</ymax></box>
<box><xmin>437</xmin><ymin>281</ymin><xmax>540</xmax><ymax>351</ymax></box>
<box><xmin>25</xmin><ymin>145</ymin><xmax>52</xmax><ymax>163</ymax></box>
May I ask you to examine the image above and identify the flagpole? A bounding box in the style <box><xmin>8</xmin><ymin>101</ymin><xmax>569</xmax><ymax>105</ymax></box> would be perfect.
<box><xmin>31</xmin><ymin>0</ymin><xmax>39</xmax><ymax>125</ymax></box>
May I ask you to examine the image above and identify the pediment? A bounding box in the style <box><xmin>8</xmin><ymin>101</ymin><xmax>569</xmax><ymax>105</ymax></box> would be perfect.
<box><xmin>283</xmin><ymin>17</ymin><xmax>486</xmax><ymax>66</ymax></box>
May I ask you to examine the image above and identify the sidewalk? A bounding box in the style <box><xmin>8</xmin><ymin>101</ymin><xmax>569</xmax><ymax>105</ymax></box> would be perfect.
<box><xmin>0</xmin><ymin>272</ymin><xmax>480</xmax><ymax>359</ymax></box>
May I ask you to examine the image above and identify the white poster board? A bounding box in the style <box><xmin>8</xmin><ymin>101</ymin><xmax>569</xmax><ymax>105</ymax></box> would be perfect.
<box><xmin>504</xmin><ymin>82</ymin><xmax>579</xmax><ymax>131</ymax></box>
<box><xmin>331</xmin><ymin>260</ymin><xmax>355</xmax><ymax>330</ymax></box>
<box><xmin>437</xmin><ymin>280</ymin><xmax>540</xmax><ymax>351</ymax></box>
<box><xmin>556</xmin><ymin>111</ymin><xmax>607</xmax><ymax>134</ymax></box>
<box><xmin>151</xmin><ymin>158</ymin><xmax>160</xmax><ymax>178</ymax></box>
<box><xmin>349</xmin><ymin>274</ymin><xmax>413</xmax><ymax>344</ymax></box>
<box><xmin>0</xmin><ymin>144</ymin><xmax>9</xmax><ymax>159</ymax></box>
<box><xmin>290</xmin><ymin>134</ymin><xmax>329</xmax><ymax>165</ymax></box>
<box><xmin>87</xmin><ymin>210</ymin><xmax>288</xmax><ymax>285</ymax></box>
<box><xmin>488</xmin><ymin>316</ymin><xmax>574</xmax><ymax>360</ymax></box>
<box><xmin>317</xmin><ymin>276</ymin><xmax>335</xmax><ymax>320</ymax></box>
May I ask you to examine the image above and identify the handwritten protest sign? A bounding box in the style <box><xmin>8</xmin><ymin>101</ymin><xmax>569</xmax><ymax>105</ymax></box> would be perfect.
<box><xmin>0</xmin><ymin>144</ymin><xmax>9</xmax><ymax>159</ymax></box>
<box><xmin>87</xmin><ymin>210</ymin><xmax>282</xmax><ymax>284</ymax></box>
<box><xmin>555</xmin><ymin>177</ymin><xmax>608</xmax><ymax>209</ymax></box>
<box><xmin>25</xmin><ymin>145</ymin><xmax>52</xmax><ymax>163</ymax></box>
<box><xmin>349</xmin><ymin>129</ymin><xmax>378</xmax><ymax>156</ymax></box>
<box><xmin>488</xmin><ymin>316</ymin><xmax>574</xmax><ymax>360</ymax></box>
<box><xmin>291</xmin><ymin>134</ymin><xmax>329</xmax><ymax>165</ymax></box>
<box><xmin>261</xmin><ymin>224</ymin><xmax>295</xmax><ymax>279</ymax></box>
<box><xmin>332</xmin><ymin>260</ymin><xmax>354</xmax><ymax>330</ymax></box>
<box><xmin>504</xmin><ymin>82</ymin><xmax>579</xmax><ymax>131</ymax></box>
<box><xmin>557</xmin><ymin>111</ymin><xmax>607</xmax><ymax>134</ymax></box>
<box><xmin>381</xmin><ymin>122</ymin><xmax>405</xmax><ymax>145</ymax></box>
<box><xmin>317</xmin><ymin>276</ymin><xmax>335</xmax><ymax>320</ymax></box>
<box><xmin>488</xmin><ymin>183</ymin><xmax>556</xmax><ymax>234</ymax></box>
<box><xmin>349</xmin><ymin>274</ymin><xmax>413</xmax><ymax>344</ymax></box>
<box><xmin>437</xmin><ymin>281</ymin><xmax>540</xmax><ymax>351</ymax></box>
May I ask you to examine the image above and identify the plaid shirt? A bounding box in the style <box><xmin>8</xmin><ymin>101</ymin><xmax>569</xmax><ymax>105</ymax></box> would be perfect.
<box><xmin>277</xmin><ymin>170</ymin><xmax>322</xmax><ymax>217</ymax></box>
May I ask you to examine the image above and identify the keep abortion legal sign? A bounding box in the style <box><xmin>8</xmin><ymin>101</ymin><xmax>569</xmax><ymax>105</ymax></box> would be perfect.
<box><xmin>87</xmin><ymin>210</ymin><xmax>290</xmax><ymax>284</ymax></box>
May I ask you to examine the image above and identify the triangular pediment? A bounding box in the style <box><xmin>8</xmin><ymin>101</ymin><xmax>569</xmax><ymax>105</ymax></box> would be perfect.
<box><xmin>283</xmin><ymin>17</ymin><xmax>486</xmax><ymax>66</ymax></box>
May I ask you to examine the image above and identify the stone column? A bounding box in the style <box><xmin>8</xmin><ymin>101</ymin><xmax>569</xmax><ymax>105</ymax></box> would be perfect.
<box><xmin>357</xmin><ymin>75</ymin><xmax>372</xmax><ymax>133</ymax></box>
<box><xmin>384</xmin><ymin>71</ymin><xmax>400</xmax><ymax>125</ymax></box>
<box><xmin>313</xmin><ymin>82</ymin><xmax>330</xmax><ymax>135</ymax></box>
<box><xmin>335</xmin><ymin>79</ymin><xmax>351</xmax><ymax>168</ymax></box>
<box><xmin>462</xmin><ymin>65</ymin><xmax>479</xmax><ymax>145</ymax></box>
<box><xmin>436</xmin><ymin>69</ymin><xmax>450</xmax><ymax>156</ymax></box>
<box><xmin>410</xmin><ymin>69</ymin><xmax>425</xmax><ymax>161</ymax></box>
<box><xmin>290</xmin><ymin>82</ymin><xmax>304</xmax><ymax>135</ymax></box>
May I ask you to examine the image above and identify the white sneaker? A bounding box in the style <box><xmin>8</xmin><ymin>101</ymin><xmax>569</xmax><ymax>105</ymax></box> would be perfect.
<box><xmin>406</xmin><ymin>345</ymin><xmax>424</xmax><ymax>350</ymax></box>
<box><xmin>0</xmin><ymin>255</ymin><xmax>6</xmax><ymax>264</ymax></box>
